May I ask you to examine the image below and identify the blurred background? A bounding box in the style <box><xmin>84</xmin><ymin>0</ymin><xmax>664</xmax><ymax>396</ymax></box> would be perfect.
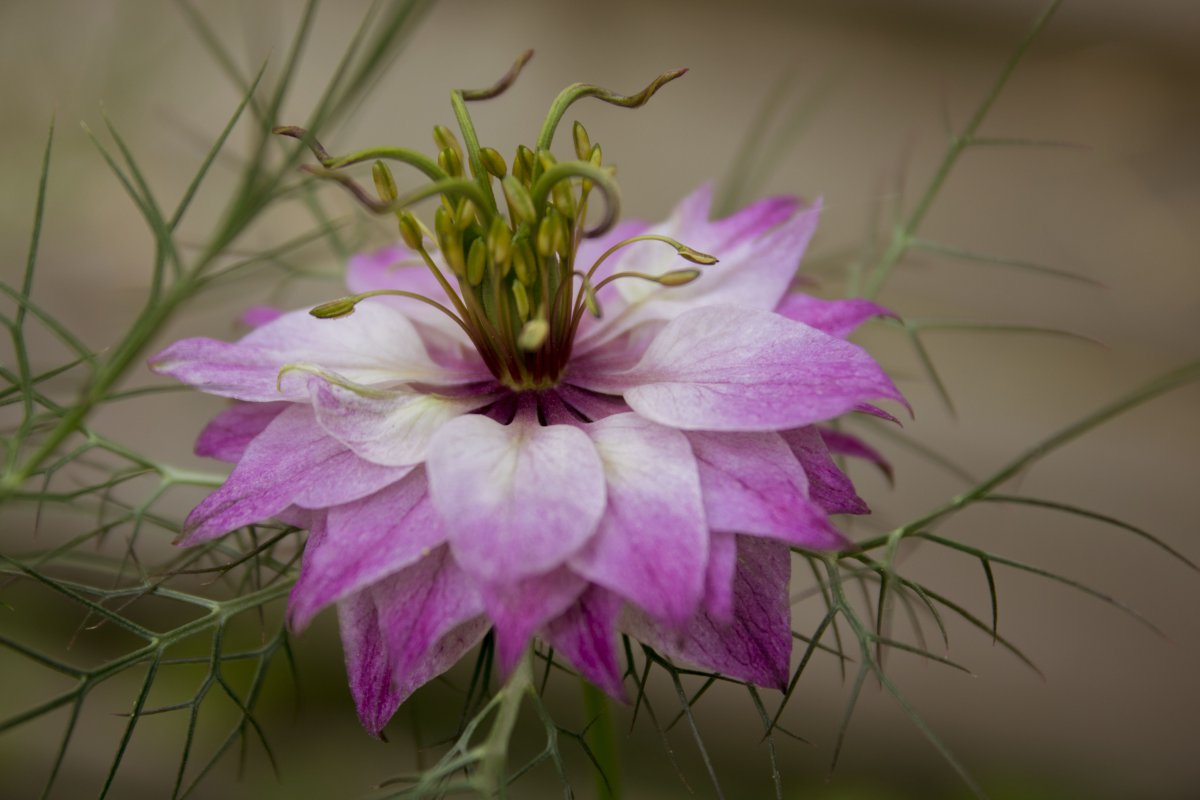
<box><xmin>1</xmin><ymin>0</ymin><xmax>1198</xmax><ymax>797</ymax></box>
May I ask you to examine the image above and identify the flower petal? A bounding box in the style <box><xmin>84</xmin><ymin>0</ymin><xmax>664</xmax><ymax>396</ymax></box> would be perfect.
<box><xmin>576</xmin><ymin>305</ymin><xmax>904</xmax><ymax>432</ymax></box>
<box><xmin>578</xmin><ymin>187</ymin><xmax>814</xmax><ymax>348</ymax></box>
<box><xmin>820</xmin><ymin>427</ymin><xmax>893</xmax><ymax>483</ymax></box>
<box><xmin>774</xmin><ymin>294</ymin><xmax>895</xmax><ymax>338</ymax></box>
<box><xmin>702</xmin><ymin>531</ymin><xmax>737</xmax><ymax>624</ymax></box>
<box><xmin>339</xmin><ymin>547</ymin><xmax>487</xmax><ymax>736</ymax></box>
<box><xmin>427</xmin><ymin>408</ymin><xmax>606</xmax><ymax>582</ymax></box>
<box><xmin>180</xmin><ymin>405</ymin><xmax>411</xmax><ymax>545</ymax></box>
<box><xmin>782</xmin><ymin>426</ymin><xmax>869</xmax><ymax>515</ymax></box>
<box><xmin>289</xmin><ymin>469</ymin><xmax>445</xmax><ymax>630</ymax></box>
<box><xmin>568</xmin><ymin>414</ymin><xmax>708</xmax><ymax>626</ymax></box>
<box><xmin>150</xmin><ymin>301</ymin><xmax>481</xmax><ymax>402</ymax></box>
<box><xmin>194</xmin><ymin>401</ymin><xmax>288</xmax><ymax>462</ymax></box>
<box><xmin>309</xmin><ymin>378</ymin><xmax>497</xmax><ymax>467</ymax></box>
<box><xmin>544</xmin><ymin>586</ymin><xmax>627</xmax><ymax>700</ymax></box>
<box><xmin>481</xmin><ymin>567</ymin><xmax>586</xmax><ymax>674</ymax></box>
<box><xmin>628</xmin><ymin>535</ymin><xmax>792</xmax><ymax>689</ymax></box>
<box><xmin>686</xmin><ymin>430</ymin><xmax>849</xmax><ymax>550</ymax></box>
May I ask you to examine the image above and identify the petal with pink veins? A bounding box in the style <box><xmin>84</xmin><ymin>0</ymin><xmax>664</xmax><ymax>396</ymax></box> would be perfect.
<box><xmin>427</xmin><ymin>408</ymin><xmax>606</xmax><ymax>583</ymax></box>
<box><xmin>481</xmin><ymin>567</ymin><xmax>586</xmax><ymax>675</ymax></box>
<box><xmin>628</xmin><ymin>535</ymin><xmax>792</xmax><ymax>690</ymax></box>
<box><xmin>149</xmin><ymin>301</ymin><xmax>484</xmax><ymax>403</ymax></box>
<box><xmin>702</xmin><ymin>531</ymin><xmax>737</xmax><ymax>624</ymax></box>
<box><xmin>289</xmin><ymin>469</ymin><xmax>445</xmax><ymax>630</ymax></box>
<box><xmin>782</xmin><ymin>426</ymin><xmax>869</xmax><ymax>515</ymax></box>
<box><xmin>820</xmin><ymin>427</ymin><xmax>893</xmax><ymax>483</ymax></box>
<box><xmin>194</xmin><ymin>401</ymin><xmax>288</xmax><ymax>462</ymax></box>
<box><xmin>687</xmin><ymin>430</ymin><xmax>849</xmax><ymax>550</ymax></box>
<box><xmin>180</xmin><ymin>405</ymin><xmax>411</xmax><ymax>545</ymax></box>
<box><xmin>569</xmin><ymin>413</ymin><xmax>708</xmax><ymax>626</ymax></box>
<box><xmin>575</xmin><ymin>305</ymin><xmax>904</xmax><ymax>432</ymax></box>
<box><xmin>774</xmin><ymin>294</ymin><xmax>895</xmax><ymax>338</ymax></box>
<box><xmin>544</xmin><ymin>586</ymin><xmax>627</xmax><ymax>700</ymax></box>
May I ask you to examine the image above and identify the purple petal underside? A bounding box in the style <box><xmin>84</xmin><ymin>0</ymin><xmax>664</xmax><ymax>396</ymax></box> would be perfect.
<box><xmin>774</xmin><ymin>294</ymin><xmax>895</xmax><ymax>338</ymax></box>
<box><xmin>783</xmin><ymin>426</ymin><xmax>870</xmax><ymax>515</ymax></box>
<box><xmin>180</xmin><ymin>405</ymin><xmax>410</xmax><ymax>544</ymax></box>
<box><xmin>544</xmin><ymin>586</ymin><xmax>627</xmax><ymax>700</ymax></box>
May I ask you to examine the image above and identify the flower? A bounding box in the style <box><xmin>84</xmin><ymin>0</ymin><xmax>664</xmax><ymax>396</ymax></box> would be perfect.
<box><xmin>150</xmin><ymin>68</ymin><xmax>901</xmax><ymax>734</ymax></box>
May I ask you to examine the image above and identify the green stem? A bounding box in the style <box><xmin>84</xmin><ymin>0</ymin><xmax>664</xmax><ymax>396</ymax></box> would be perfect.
<box><xmin>477</xmin><ymin>650</ymin><xmax>532</xmax><ymax>796</ymax></box>
<box><xmin>581</xmin><ymin>679</ymin><xmax>622</xmax><ymax>799</ymax></box>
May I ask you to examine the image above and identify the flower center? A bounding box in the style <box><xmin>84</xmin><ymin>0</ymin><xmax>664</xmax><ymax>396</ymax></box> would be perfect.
<box><xmin>287</xmin><ymin>51</ymin><xmax>715</xmax><ymax>391</ymax></box>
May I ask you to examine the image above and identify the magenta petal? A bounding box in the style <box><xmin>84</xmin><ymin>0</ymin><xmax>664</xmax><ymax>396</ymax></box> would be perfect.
<box><xmin>241</xmin><ymin>305</ymin><xmax>284</xmax><ymax>328</ymax></box>
<box><xmin>577</xmin><ymin>305</ymin><xmax>904</xmax><ymax>432</ymax></box>
<box><xmin>702</xmin><ymin>531</ymin><xmax>737</xmax><ymax>624</ymax></box>
<box><xmin>339</xmin><ymin>550</ymin><xmax>487</xmax><ymax>736</ymax></box>
<box><xmin>569</xmin><ymin>414</ymin><xmax>708</xmax><ymax>626</ymax></box>
<box><xmin>180</xmin><ymin>406</ymin><xmax>411</xmax><ymax>544</ymax></box>
<box><xmin>194</xmin><ymin>401</ymin><xmax>288</xmax><ymax>462</ymax></box>
<box><xmin>774</xmin><ymin>294</ymin><xmax>895</xmax><ymax>338</ymax></box>
<box><xmin>150</xmin><ymin>302</ymin><xmax>479</xmax><ymax>402</ymax></box>
<box><xmin>289</xmin><ymin>469</ymin><xmax>445</xmax><ymax>630</ymax></box>
<box><xmin>783</xmin><ymin>426</ymin><xmax>869</xmax><ymax>515</ymax></box>
<box><xmin>481</xmin><ymin>567</ymin><xmax>586</xmax><ymax>675</ymax></box>
<box><xmin>687</xmin><ymin>430</ymin><xmax>849</xmax><ymax>550</ymax></box>
<box><xmin>544</xmin><ymin>586</ymin><xmax>627</xmax><ymax>700</ymax></box>
<box><xmin>630</xmin><ymin>535</ymin><xmax>792</xmax><ymax>689</ymax></box>
<box><xmin>309</xmin><ymin>378</ymin><xmax>496</xmax><ymax>467</ymax></box>
<box><xmin>427</xmin><ymin>408</ymin><xmax>606</xmax><ymax>582</ymax></box>
<box><xmin>820</xmin><ymin>427</ymin><xmax>893</xmax><ymax>483</ymax></box>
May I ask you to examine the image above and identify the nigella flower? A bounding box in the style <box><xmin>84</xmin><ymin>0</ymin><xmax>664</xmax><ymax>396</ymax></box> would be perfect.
<box><xmin>150</xmin><ymin>61</ymin><xmax>902</xmax><ymax>735</ymax></box>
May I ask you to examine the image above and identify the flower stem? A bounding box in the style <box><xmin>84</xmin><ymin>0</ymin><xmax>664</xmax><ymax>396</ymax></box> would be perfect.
<box><xmin>477</xmin><ymin>649</ymin><xmax>533</xmax><ymax>796</ymax></box>
<box><xmin>581</xmin><ymin>679</ymin><xmax>622</xmax><ymax>799</ymax></box>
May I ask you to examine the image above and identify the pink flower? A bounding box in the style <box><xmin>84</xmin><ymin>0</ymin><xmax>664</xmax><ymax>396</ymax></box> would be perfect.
<box><xmin>151</xmin><ymin>183</ymin><xmax>900</xmax><ymax>735</ymax></box>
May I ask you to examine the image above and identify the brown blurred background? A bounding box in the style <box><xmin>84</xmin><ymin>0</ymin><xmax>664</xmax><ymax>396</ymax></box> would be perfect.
<box><xmin>1</xmin><ymin>0</ymin><xmax>1198</xmax><ymax>797</ymax></box>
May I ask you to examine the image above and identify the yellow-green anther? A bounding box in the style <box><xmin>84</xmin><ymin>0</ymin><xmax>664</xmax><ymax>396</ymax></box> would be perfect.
<box><xmin>372</xmin><ymin>160</ymin><xmax>398</xmax><ymax>203</ymax></box>
<box><xmin>517</xmin><ymin>145</ymin><xmax>536</xmax><ymax>178</ymax></box>
<box><xmin>438</xmin><ymin>146</ymin><xmax>463</xmax><ymax>177</ymax></box>
<box><xmin>435</xmin><ymin>206</ymin><xmax>466</xmax><ymax>276</ymax></box>
<box><xmin>572</xmin><ymin>121</ymin><xmax>592</xmax><ymax>161</ymax></box>
<box><xmin>678</xmin><ymin>245</ymin><xmax>719</xmax><ymax>265</ymax></box>
<box><xmin>487</xmin><ymin>217</ymin><xmax>512</xmax><ymax>265</ymax></box>
<box><xmin>553</xmin><ymin>211</ymin><xmax>572</xmax><ymax>257</ymax></box>
<box><xmin>502</xmin><ymin>175</ymin><xmax>536</xmax><ymax>224</ymax></box>
<box><xmin>537</xmin><ymin>149</ymin><xmax>557</xmax><ymax>173</ymax></box>
<box><xmin>512</xmin><ymin>280</ymin><xmax>531</xmax><ymax>319</ymax></box>
<box><xmin>513</xmin><ymin>241</ymin><xmax>536</xmax><ymax>285</ymax></box>
<box><xmin>536</xmin><ymin>214</ymin><xmax>555</xmax><ymax>258</ymax></box>
<box><xmin>455</xmin><ymin>200</ymin><xmax>477</xmax><ymax>229</ymax></box>
<box><xmin>397</xmin><ymin>211</ymin><xmax>423</xmax><ymax>250</ymax></box>
<box><xmin>480</xmin><ymin>147</ymin><xmax>507</xmax><ymax>178</ymax></box>
<box><xmin>552</xmin><ymin>181</ymin><xmax>576</xmax><ymax>219</ymax></box>
<box><xmin>589</xmin><ymin>143</ymin><xmax>603</xmax><ymax>166</ymax></box>
<box><xmin>581</xmin><ymin>280</ymin><xmax>602</xmax><ymax>318</ymax></box>
<box><xmin>310</xmin><ymin>296</ymin><xmax>359</xmax><ymax>319</ymax></box>
<box><xmin>656</xmin><ymin>268</ymin><xmax>702</xmax><ymax>286</ymax></box>
<box><xmin>518</xmin><ymin>318</ymin><xmax>550</xmax><ymax>351</ymax></box>
<box><xmin>433</xmin><ymin>125</ymin><xmax>463</xmax><ymax>161</ymax></box>
<box><xmin>467</xmin><ymin>238</ymin><xmax>487</xmax><ymax>286</ymax></box>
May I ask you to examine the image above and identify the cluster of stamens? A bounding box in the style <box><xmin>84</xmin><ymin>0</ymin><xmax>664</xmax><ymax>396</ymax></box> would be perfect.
<box><xmin>277</xmin><ymin>51</ymin><xmax>716</xmax><ymax>391</ymax></box>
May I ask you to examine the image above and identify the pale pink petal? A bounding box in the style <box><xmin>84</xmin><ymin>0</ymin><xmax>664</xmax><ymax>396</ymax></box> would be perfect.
<box><xmin>575</xmin><ymin>305</ymin><xmax>904</xmax><ymax>432</ymax></box>
<box><xmin>568</xmin><ymin>414</ymin><xmax>707</xmax><ymax>626</ymax></box>
<box><xmin>194</xmin><ymin>401</ymin><xmax>287</xmax><ymax>462</ymax></box>
<box><xmin>427</xmin><ymin>406</ymin><xmax>606</xmax><ymax>582</ymax></box>
<box><xmin>820</xmin><ymin>427</ymin><xmax>893</xmax><ymax>483</ymax></box>
<box><xmin>578</xmin><ymin>187</ymin><xmax>814</xmax><ymax>349</ymax></box>
<box><xmin>628</xmin><ymin>535</ymin><xmax>792</xmax><ymax>689</ymax></box>
<box><xmin>481</xmin><ymin>567</ymin><xmax>586</xmax><ymax>674</ymax></box>
<box><xmin>338</xmin><ymin>548</ymin><xmax>487</xmax><ymax>736</ymax></box>
<box><xmin>783</xmin><ymin>426</ymin><xmax>869</xmax><ymax>515</ymax></box>
<box><xmin>180</xmin><ymin>406</ymin><xmax>411</xmax><ymax>545</ymax></box>
<box><xmin>774</xmin><ymin>294</ymin><xmax>895</xmax><ymax>338</ymax></box>
<box><xmin>150</xmin><ymin>302</ymin><xmax>483</xmax><ymax>402</ymax></box>
<box><xmin>289</xmin><ymin>469</ymin><xmax>445</xmax><ymax>630</ymax></box>
<box><xmin>702</xmin><ymin>531</ymin><xmax>737</xmax><ymax>624</ymax></box>
<box><xmin>544</xmin><ymin>586</ymin><xmax>627</xmax><ymax>700</ymax></box>
<box><xmin>687</xmin><ymin>430</ymin><xmax>849</xmax><ymax>550</ymax></box>
<box><xmin>309</xmin><ymin>378</ymin><xmax>498</xmax><ymax>467</ymax></box>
